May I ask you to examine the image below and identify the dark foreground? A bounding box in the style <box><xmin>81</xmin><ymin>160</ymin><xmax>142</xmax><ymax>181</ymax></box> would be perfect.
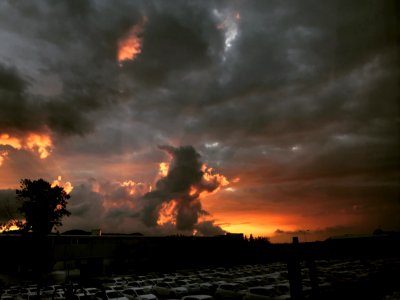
<box><xmin>0</xmin><ymin>233</ymin><xmax>399</xmax><ymax>299</ymax></box>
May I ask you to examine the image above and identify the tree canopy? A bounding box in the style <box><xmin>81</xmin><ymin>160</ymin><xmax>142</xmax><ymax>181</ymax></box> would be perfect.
<box><xmin>16</xmin><ymin>178</ymin><xmax>71</xmax><ymax>235</ymax></box>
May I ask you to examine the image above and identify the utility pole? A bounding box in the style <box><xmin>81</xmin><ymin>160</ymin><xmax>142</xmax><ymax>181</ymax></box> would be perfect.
<box><xmin>287</xmin><ymin>236</ymin><xmax>303</xmax><ymax>300</ymax></box>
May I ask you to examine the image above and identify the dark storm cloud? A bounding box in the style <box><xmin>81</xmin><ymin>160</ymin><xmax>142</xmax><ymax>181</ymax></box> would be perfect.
<box><xmin>61</xmin><ymin>178</ymin><xmax>143</xmax><ymax>232</ymax></box>
<box><xmin>0</xmin><ymin>64</ymin><xmax>44</xmax><ymax>133</ymax></box>
<box><xmin>195</xmin><ymin>220</ymin><xmax>226</xmax><ymax>236</ymax></box>
<box><xmin>0</xmin><ymin>0</ymin><xmax>224</xmax><ymax>137</ymax></box>
<box><xmin>122</xmin><ymin>7</ymin><xmax>220</xmax><ymax>86</ymax></box>
<box><xmin>1</xmin><ymin>0</ymin><xmax>398</xmax><ymax>140</ymax></box>
<box><xmin>67</xmin><ymin>182</ymin><xmax>103</xmax><ymax>218</ymax></box>
<box><xmin>139</xmin><ymin>145</ymin><xmax>224</xmax><ymax>232</ymax></box>
<box><xmin>139</xmin><ymin>145</ymin><xmax>203</xmax><ymax>229</ymax></box>
<box><xmin>1</xmin><ymin>0</ymin><xmax>134</xmax><ymax>135</ymax></box>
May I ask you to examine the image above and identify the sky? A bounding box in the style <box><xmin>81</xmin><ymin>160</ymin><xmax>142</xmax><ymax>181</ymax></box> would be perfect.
<box><xmin>0</xmin><ymin>0</ymin><xmax>399</xmax><ymax>243</ymax></box>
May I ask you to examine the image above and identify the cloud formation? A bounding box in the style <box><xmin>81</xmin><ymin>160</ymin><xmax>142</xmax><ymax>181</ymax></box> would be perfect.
<box><xmin>18</xmin><ymin>146</ymin><xmax>228</xmax><ymax>236</ymax></box>
<box><xmin>138</xmin><ymin>145</ymin><xmax>226</xmax><ymax>233</ymax></box>
<box><xmin>0</xmin><ymin>0</ymin><xmax>399</xmax><ymax>239</ymax></box>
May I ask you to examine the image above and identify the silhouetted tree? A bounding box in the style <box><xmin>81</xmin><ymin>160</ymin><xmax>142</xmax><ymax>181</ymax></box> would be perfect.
<box><xmin>16</xmin><ymin>178</ymin><xmax>71</xmax><ymax>235</ymax></box>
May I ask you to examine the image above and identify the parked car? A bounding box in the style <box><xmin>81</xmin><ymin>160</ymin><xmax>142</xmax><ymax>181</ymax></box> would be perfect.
<box><xmin>152</xmin><ymin>282</ymin><xmax>188</xmax><ymax>298</ymax></box>
<box><xmin>175</xmin><ymin>280</ymin><xmax>201</xmax><ymax>295</ymax></box>
<box><xmin>95</xmin><ymin>290</ymin><xmax>129</xmax><ymax>300</ymax></box>
<box><xmin>242</xmin><ymin>287</ymin><xmax>275</xmax><ymax>300</ymax></box>
<box><xmin>74</xmin><ymin>292</ymin><xmax>94</xmax><ymax>300</ymax></box>
<box><xmin>111</xmin><ymin>286</ymin><xmax>126</xmax><ymax>292</ymax></box>
<box><xmin>102</xmin><ymin>280</ymin><xmax>120</xmax><ymax>289</ymax></box>
<box><xmin>121</xmin><ymin>288</ymin><xmax>157</xmax><ymax>300</ymax></box>
<box><xmin>214</xmin><ymin>283</ymin><xmax>246</xmax><ymax>300</ymax></box>
<box><xmin>126</xmin><ymin>282</ymin><xmax>151</xmax><ymax>293</ymax></box>
<box><xmin>84</xmin><ymin>288</ymin><xmax>101</xmax><ymax>296</ymax></box>
<box><xmin>198</xmin><ymin>282</ymin><xmax>214</xmax><ymax>294</ymax></box>
<box><xmin>113</xmin><ymin>278</ymin><xmax>128</xmax><ymax>287</ymax></box>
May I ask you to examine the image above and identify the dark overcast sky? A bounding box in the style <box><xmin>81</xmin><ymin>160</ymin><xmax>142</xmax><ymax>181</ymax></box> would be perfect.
<box><xmin>0</xmin><ymin>0</ymin><xmax>399</xmax><ymax>242</ymax></box>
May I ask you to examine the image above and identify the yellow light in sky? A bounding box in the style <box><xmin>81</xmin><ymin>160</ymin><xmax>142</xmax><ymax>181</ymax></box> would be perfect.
<box><xmin>0</xmin><ymin>132</ymin><xmax>53</xmax><ymax>160</ymax></box>
<box><xmin>0</xmin><ymin>134</ymin><xmax>22</xmax><ymax>149</ymax></box>
<box><xmin>159</xmin><ymin>162</ymin><xmax>169</xmax><ymax>177</ymax></box>
<box><xmin>221</xmin><ymin>223</ymin><xmax>276</xmax><ymax>238</ymax></box>
<box><xmin>26</xmin><ymin>133</ymin><xmax>53</xmax><ymax>159</ymax></box>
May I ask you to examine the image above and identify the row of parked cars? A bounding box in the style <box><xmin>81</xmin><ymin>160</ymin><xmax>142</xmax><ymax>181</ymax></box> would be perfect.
<box><xmin>0</xmin><ymin>263</ymin><xmax>293</xmax><ymax>300</ymax></box>
<box><xmin>2</xmin><ymin>258</ymin><xmax>397</xmax><ymax>300</ymax></box>
<box><xmin>93</xmin><ymin>263</ymin><xmax>293</xmax><ymax>300</ymax></box>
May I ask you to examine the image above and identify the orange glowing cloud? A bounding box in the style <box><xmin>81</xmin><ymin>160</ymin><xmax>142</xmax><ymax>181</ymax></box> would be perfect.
<box><xmin>198</xmin><ymin>164</ymin><xmax>231</xmax><ymax>198</ymax></box>
<box><xmin>117</xmin><ymin>20</ymin><xmax>146</xmax><ymax>64</ymax></box>
<box><xmin>0</xmin><ymin>151</ymin><xmax>8</xmax><ymax>167</ymax></box>
<box><xmin>187</xmin><ymin>164</ymin><xmax>232</xmax><ymax>200</ymax></box>
<box><xmin>189</xmin><ymin>186</ymin><xmax>198</xmax><ymax>196</ymax></box>
<box><xmin>202</xmin><ymin>164</ymin><xmax>230</xmax><ymax>186</ymax></box>
<box><xmin>0</xmin><ymin>134</ymin><xmax>22</xmax><ymax>149</ymax></box>
<box><xmin>26</xmin><ymin>133</ymin><xmax>53</xmax><ymax>159</ymax></box>
<box><xmin>157</xmin><ymin>200</ymin><xmax>177</xmax><ymax>225</ymax></box>
<box><xmin>51</xmin><ymin>176</ymin><xmax>74</xmax><ymax>194</ymax></box>
<box><xmin>120</xmin><ymin>180</ymin><xmax>150</xmax><ymax>196</ymax></box>
<box><xmin>0</xmin><ymin>132</ymin><xmax>53</xmax><ymax>161</ymax></box>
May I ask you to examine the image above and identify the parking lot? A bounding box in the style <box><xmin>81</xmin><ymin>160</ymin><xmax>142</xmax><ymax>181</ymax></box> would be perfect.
<box><xmin>1</xmin><ymin>257</ymin><xmax>400</xmax><ymax>300</ymax></box>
